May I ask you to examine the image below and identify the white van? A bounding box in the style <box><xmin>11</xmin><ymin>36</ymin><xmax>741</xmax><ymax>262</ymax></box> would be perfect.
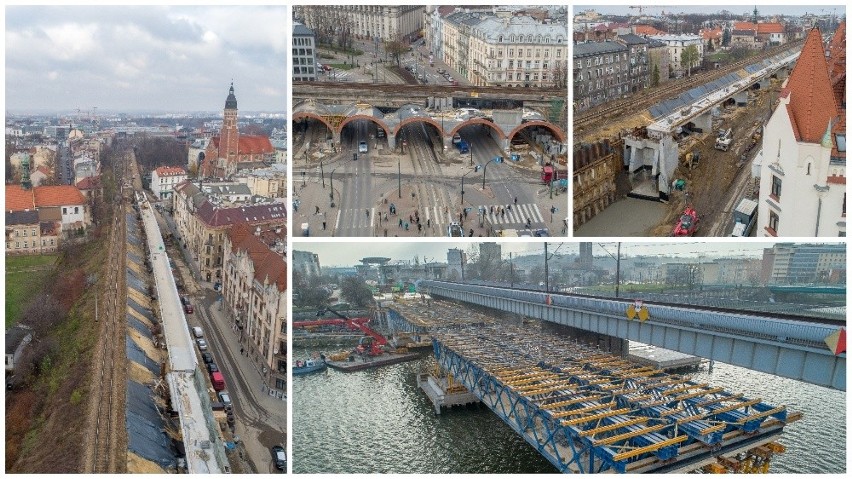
<box><xmin>192</xmin><ymin>326</ymin><xmax>204</xmax><ymax>338</ymax></box>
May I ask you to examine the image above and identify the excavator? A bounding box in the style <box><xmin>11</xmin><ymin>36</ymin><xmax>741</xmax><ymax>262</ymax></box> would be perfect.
<box><xmin>293</xmin><ymin>308</ymin><xmax>389</xmax><ymax>357</ymax></box>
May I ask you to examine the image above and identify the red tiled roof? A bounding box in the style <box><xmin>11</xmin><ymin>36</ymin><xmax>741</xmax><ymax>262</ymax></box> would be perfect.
<box><xmin>33</xmin><ymin>185</ymin><xmax>87</xmax><ymax>207</ymax></box>
<box><xmin>238</xmin><ymin>135</ymin><xmax>273</xmax><ymax>154</ymax></box>
<box><xmin>36</xmin><ymin>166</ymin><xmax>52</xmax><ymax>176</ymax></box>
<box><xmin>757</xmin><ymin>23</ymin><xmax>784</xmax><ymax>34</ymax></box>
<box><xmin>826</xmin><ymin>175</ymin><xmax>846</xmax><ymax>185</ymax></box>
<box><xmin>76</xmin><ymin>175</ymin><xmax>102</xmax><ymax>190</ymax></box>
<box><xmin>734</xmin><ymin>21</ymin><xmax>756</xmax><ymax>31</ymax></box>
<box><xmin>196</xmin><ymin>201</ymin><xmax>287</xmax><ymax>228</ymax></box>
<box><xmin>6</xmin><ymin>185</ymin><xmax>35</xmax><ymax>211</ymax></box>
<box><xmin>229</xmin><ymin>222</ymin><xmax>287</xmax><ymax>292</ymax></box>
<box><xmin>154</xmin><ymin>166</ymin><xmax>186</xmax><ymax>177</ymax></box>
<box><xmin>828</xmin><ymin>21</ymin><xmax>846</xmax><ymax>106</ymax></box>
<box><xmin>783</xmin><ymin>28</ymin><xmax>838</xmax><ymax>144</ymax></box>
<box><xmin>633</xmin><ymin>25</ymin><xmax>662</xmax><ymax>36</ymax></box>
<box><xmin>701</xmin><ymin>27</ymin><xmax>723</xmax><ymax>40</ymax></box>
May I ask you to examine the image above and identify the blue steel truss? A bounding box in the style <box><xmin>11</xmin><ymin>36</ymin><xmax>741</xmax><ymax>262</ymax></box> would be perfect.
<box><xmin>432</xmin><ymin>326</ymin><xmax>796</xmax><ymax>474</ymax></box>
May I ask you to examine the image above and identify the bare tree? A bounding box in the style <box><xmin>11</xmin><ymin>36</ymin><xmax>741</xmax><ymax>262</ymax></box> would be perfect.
<box><xmin>385</xmin><ymin>40</ymin><xmax>407</xmax><ymax>68</ymax></box>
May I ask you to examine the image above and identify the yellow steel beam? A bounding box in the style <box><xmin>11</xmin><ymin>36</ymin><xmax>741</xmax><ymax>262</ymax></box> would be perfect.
<box><xmin>515</xmin><ymin>379</ymin><xmax>573</xmax><ymax>392</ymax></box>
<box><xmin>658</xmin><ymin>407</ymin><xmax>686</xmax><ymax>417</ymax></box>
<box><xmin>672</xmin><ymin>387</ymin><xmax>726</xmax><ymax>402</ymax></box>
<box><xmin>665</xmin><ymin>383</ymin><xmax>709</xmax><ymax>396</ymax></box>
<box><xmin>699</xmin><ymin>424</ymin><xmax>727</xmax><ymax>435</ymax></box>
<box><xmin>523</xmin><ymin>382</ymin><xmax>578</xmax><ymax>397</ymax></box>
<box><xmin>541</xmin><ymin>395</ymin><xmax>602</xmax><ymax>410</ymax></box>
<box><xmin>624</xmin><ymin>393</ymin><xmax>656</xmax><ymax>403</ymax></box>
<box><xmin>551</xmin><ymin>402</ymin><xmax>612</xmax><ymax>419</ymax></box>
<box><xmin>613</xmin><ymin>435</ymin><xmax>688</xmax><ymax>462</ymax></box>
<box><xmin>593</xmin><ymin>423</ymin><xmax>669</xmax><ymax>446</ymax></box>
<box><xmin>561</xmin><ymin>408</ymin><xmax>633</xmax><ymax>426</ymax></box>
<box><xmin>707</xmin><ymin>398</ymin><xmax>762</xmax><ymax>416</ymax></box>
<box><xmin>504</xmin><ymin>373</ymin><xmax>558</xmax><ymax>386</ymax></box>
<box><xmin>579</xmin><ymin>417</ymin><xmax>649</xmax><ymax>437</ymax></box>
<box><xmin>736</xmin><ymin>406</ymin><xmax>786</xmax><ymax>425</ymax></box>
<box><xmin>697</xmin><ymin>393</ymin><xmax>744</xmax><ymax>407</ymax></box>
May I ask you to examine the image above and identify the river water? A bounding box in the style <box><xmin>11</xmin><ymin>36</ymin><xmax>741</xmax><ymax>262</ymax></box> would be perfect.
<box><xmin>292</xmin><ymin>346</ymin><xmax>845</xmax><ymax>474</ymax></box>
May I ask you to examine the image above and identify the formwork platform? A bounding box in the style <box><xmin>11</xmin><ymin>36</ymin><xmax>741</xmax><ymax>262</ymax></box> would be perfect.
<box><xmin>432</xmin><ymin>324</ymin><xmax>799</xmax><ymax>474</ymax></box>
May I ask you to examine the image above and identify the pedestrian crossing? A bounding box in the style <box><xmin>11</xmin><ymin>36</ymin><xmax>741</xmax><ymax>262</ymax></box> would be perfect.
<box><xmin>421</xmin><ymin>204</ymin><xmax>545</xmax><ymax>228</ymax></box>
<box><xmin>334</xmin><ymin>203</ymin><xmax>547</xmax><ymax>235</ymax></box>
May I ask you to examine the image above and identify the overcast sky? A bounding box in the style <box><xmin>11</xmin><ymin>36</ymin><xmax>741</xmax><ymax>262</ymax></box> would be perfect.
<box><xmin>576</xmin><ymin>4</ymin><xmax>845</xmax><ymax>17</ymax></box>
<box><xmin>291</xmin><ymin>240</ymin><xmax>788</xmax><ymax>267</ymax></box>
<box><xmin>5</xmin><ymin>6</ymin><xmax>286</xmax><ymax>113</ymax></box>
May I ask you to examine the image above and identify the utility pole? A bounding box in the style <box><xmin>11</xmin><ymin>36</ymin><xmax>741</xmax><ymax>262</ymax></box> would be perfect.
<box><xmin>510</xmin><ymin>252</ymin><xmax>514</xmax><ymax>288</ymax></box>
<box><xmin>544</xmin><ymin>242</ymin><xmax>549</xmax><ymax>292</ymax></box>
<box><xmin>615</xmin><ymin>242</ymin><xmax>621</xmax><ymax>298</ymax></box>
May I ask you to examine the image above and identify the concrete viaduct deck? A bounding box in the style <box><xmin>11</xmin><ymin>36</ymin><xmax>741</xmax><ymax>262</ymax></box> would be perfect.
<box><xmin>418</xmin><ymin>281</ymin><xmax>845</xmax><ymax>391</ymax></box>
<box><xmin>137</xmin><ymin>192</ymin><xmax>229</xmax><ymax>473</ymax></box>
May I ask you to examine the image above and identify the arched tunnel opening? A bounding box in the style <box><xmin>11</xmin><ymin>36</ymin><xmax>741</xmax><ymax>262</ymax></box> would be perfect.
<box><xmin>453</xmin><ymin>122</ymin><xmax>504</xmax><ymax>162</ymax></box>
<box><xmin>292</xmin><ymin>116</ymin><xmax>333</xmax><ymax>157</ymax></box>
<box><xmin>341</xmin><ymin>118</ymin><xmax>388</xmax><ymax>156</ymax></box>
<box><xmin>396</xmin><ymin>121</ymin><xmax>443</xmax><ymax>160</ymax></box>
<box><xmin>510</xmin><ymin>123</ymin><xmax>567</xmax><ymax>166</ymax></box>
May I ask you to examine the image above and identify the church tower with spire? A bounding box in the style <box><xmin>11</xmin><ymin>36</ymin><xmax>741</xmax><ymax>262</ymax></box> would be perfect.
<box><xmin>220</xmin><ymin>82</ymin><xmax>240</xmax><ymax>164</ymax></box>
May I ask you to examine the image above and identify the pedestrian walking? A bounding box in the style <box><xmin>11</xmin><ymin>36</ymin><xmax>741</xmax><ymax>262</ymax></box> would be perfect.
<box><xmin>315</xmin><ymin>205</ymin><xmax>320</xmax><ymax>214</ymax></box>
<box><xmin>463</xmin><ymin>209</ymin><xmax>468</xmax><ymax>219</ymax></box>
<box><xmin>417</xmin><ymin>223</ymin><xmax>422</xmax><ymax>232</ymax></box>
<box><xmin>322</xmin><ymin>221</ymin><xmax>326</xmax><ymax>230</ymax></box>
<box><xmin>514</xmin><ymin>196</ymin><xmax>518</xmax><ymax>205</ymax></box>
<box><xmin>427</xmin><ymin>218</ymin><xmax>431</xmax><ymax>228</ymax></box>
<box><xmin>399</xmin><ymin>218</ymin><xmax>403</xmax><ymax>228</ymax></box>
<box><xmin>365</xmin><ymin>209</ymin><xmax>370</xmax><ymax>217</ymax></box>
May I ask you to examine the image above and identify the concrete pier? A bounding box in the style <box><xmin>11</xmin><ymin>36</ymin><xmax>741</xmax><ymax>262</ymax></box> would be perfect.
<box><xmin>417</xmin><ymin>372</ymin><xmax>479</xmax><ymax>415</ymax></box>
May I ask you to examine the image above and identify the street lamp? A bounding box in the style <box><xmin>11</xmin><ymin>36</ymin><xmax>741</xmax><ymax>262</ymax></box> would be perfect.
<box><xmin>398</xmin><ymin>158</ymin><xmax>402</xmax><ymax>199</ymax></box>
<box><xmin>330</xmin><ymin>166</ymin><xmax>339</xmax><ymax>206</ymax></box>
<box><xmin>320</xmin><ymin>159</ymin><xmax>325</xmax><ymax>188</ymax></box>
<box><xmin>481</xmin><ymin>156</ymin><xmax>498</xmax><ymax>190</ymax></box>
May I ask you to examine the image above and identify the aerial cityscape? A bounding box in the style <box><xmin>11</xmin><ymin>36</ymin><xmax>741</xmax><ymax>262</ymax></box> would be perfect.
<box><xmin>5</xmin><ymin>6</ymin><xmax>286</xmax><ymax>473</ymax></box>
<box><xmin>291</xmin><ymin>5</ymin><xmax>569</xmax><ymax>238</ymax></box>
<box><xmin>291</xmin><ymin>241</ymin><xmax>845</xmax><ymax>473</ymax></box>
<box><xmin>572</xmin><ymin>5</ymin><xmax>846</xmax><ymax>237</ymax></box>
<box><xmin>3</xmin><ymin>3</ymin><xmax>847</xmax><ymax>477</ymax></box>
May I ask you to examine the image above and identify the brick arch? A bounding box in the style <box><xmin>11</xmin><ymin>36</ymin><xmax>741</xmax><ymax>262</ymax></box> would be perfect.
<box><xmin>393</xmin><ymin>116</ymin><xmax>446</xmax><ymax>138</ymax></box>
<box><xmin>448</xmin><ymin>118</ymin><xmax>507</xmax><ymax>139</ymax></box>
<box><xmin>292</xmin><ymin>112</ymin><xmax>334</xmax><ymax>134</ymax></box>
<box><xmin>507</xmin><ymin>120</ymin><xmax>566</xmax><ymax>143</ymax></box>
<box><xmin>337</xmin><ymin>114</ymin><xmax>390</xmax><ymax>137</ymax></box>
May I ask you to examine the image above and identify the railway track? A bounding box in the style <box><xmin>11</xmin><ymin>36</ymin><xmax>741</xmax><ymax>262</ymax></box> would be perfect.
<box><xmin>477</xmin><ymin>282</ymin><xmax>844</xmax><ymax>326</ymax></box>
<box><xmin>86</xmin><ymin>152</ymin><xmax>129</xmax><ymax>473</ymax></box>
<box><xmin>294</xmin><ymin>80</ymin><xmax>564</xmax><ymax>99</ymax></box>
<box><xmin>574</xmin><ymin>39</ymin><xmax>805</xmax><ymax>135</ymax></box>
<box><xmin>404</xmin><ymin>123</ymin><xmax>453</xmax><ymax>221</ymax></box>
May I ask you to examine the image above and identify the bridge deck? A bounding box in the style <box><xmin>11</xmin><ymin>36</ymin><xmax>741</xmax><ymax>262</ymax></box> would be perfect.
<box><xmin>433</xmin><ymin>323</ymin><xmax>797</xmax><ymax>473</ymax></box>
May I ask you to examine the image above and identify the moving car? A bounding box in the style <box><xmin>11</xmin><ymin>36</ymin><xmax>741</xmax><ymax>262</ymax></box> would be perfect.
<box><xmin>358</xmin><ymin>141</ymin><xmax>368</xmax><ymax>153</ymax></box>
<box><xmin>448</xmin><ymin>222</ymin><xmax>464</xmax><ymax>237</ymax></box>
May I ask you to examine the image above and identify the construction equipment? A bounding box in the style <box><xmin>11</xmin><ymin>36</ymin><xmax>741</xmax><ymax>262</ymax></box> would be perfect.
<box><xmin>715</xmin><ymin>128</ymin><xmax>732</xmax><ymax>151</ymax></box>
<box><xmin>731</xmin><ymin>198</ymin><xmax>758</xmax><ymax>237</ymax></box>
<box><xmin>673</xmin><ymin>206</ymin><xmax>700</xmax><ymax>236</ymax></box>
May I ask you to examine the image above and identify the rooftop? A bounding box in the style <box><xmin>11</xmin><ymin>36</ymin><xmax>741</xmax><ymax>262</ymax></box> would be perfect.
<box><xmin>783</xmin><ymin>27</ymin><xmax>839</xmax><ymax>144</ymax></box>
<box><xmin>574</xmin><ymin>41</ymin><xmax>628</xmax><ymax>58</ymax></box>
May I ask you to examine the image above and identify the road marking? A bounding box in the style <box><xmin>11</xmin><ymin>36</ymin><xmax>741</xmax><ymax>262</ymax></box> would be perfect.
<box><xmin>370</xmin><ymin>207</ymin><xmax>376</xmax><ymax>229</ymax></box>
<box><xmin>335</xmin><ymin>209</ymin><xmax>342</xmax><ymax>231</ymax></box>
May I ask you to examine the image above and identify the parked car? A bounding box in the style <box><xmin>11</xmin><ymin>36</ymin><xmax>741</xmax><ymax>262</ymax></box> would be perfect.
<box><xmin>218</xmin><ymin>391</ymin><xmax>232</xmax><ymax>410</ymax></box>
<box><xmin>196</xmin><ymin>338</ymin><xmax>208</xmax><ymax>351</ymax></box>
<box><xmin>207</xmin><ymin>362</ymin><xmax>219</xmax><ymax>373</ymax></box>
<box><xmin>271</xmin><ymin>445</ymin><xmax>286</xmax><ymax>471</ymax></box>
<box><xmin>184</xmin><ymin>302</ymin><xmax>194</xmax><ymax>314</ymax></box>
<box><xmin>201</xmin><ymin>352</ymin><xmax>213</xmax><ymax>364</ymax></box>
<box><xmin>192</xmin><ymin>326</ymin><xmax>203</xmax><ymax>338</ymax></box>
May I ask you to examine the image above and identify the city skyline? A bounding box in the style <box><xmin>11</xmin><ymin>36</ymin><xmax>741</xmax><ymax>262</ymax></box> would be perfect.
<box><xmin>576</xmin><ymin>5</ymin><xmax>845</xmax><ymax>17</ymax></box>
<box><xmin>5</xmin><ymin>6</ymin><xmax>286</xmax><ymax>113</ymax></box>
<box><xmin>291</xmin><ymin>241</ymin><xmax>786</xmax><ymax>267</ymax></box>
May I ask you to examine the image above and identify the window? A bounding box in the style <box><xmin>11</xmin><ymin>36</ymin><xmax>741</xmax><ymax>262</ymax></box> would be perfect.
<box><xmin>63</xmin><ymin>207</ymin><xmax>67</xmax><ymax>214</ymax></box>
<box><xmin>770</xmin><ymin>176</ymin><xmax>782</xmax><ymax>200</ymax></box>
<box><xmin>74</xmin><ymin>207</ymin><xmax>79</xmax><ymax>214</ymax></box>
<box><xmin>22</xmin><ymin>230</ymin><xmax>27</xmax><ymax>237</ymax></box>
<box><xmin>15</xmin><ymin>242</ymin><xmax>20</xmax><ymax>248</ymax></box>
<box><xmin>23</xmin><ymin>241</ymin><xmax>27</xmax><ymax>248</ymax></box>
<box><xmin>768</xmin><ymin>211</ymin><xmax>779</xmax><ymax>234</ymax></box>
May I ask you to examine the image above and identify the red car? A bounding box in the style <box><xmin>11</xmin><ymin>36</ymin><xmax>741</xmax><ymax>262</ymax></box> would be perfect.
<box><xmin>673</xmin><ymin>206</ymin><xmax>699</xmax><ymax>236</ymax></box>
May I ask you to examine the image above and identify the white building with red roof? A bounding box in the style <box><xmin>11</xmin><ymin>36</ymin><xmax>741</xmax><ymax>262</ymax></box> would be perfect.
<box><xmin>151</xmin><ymin>166</ymin><xmax>187</xmax><ymax>200</ymax></box>
<box><xmin>757</xmin><ymin>25</ymin><xmax>845</xmax><ymax>237</ymax></box>
<box><xmin>5</xmin><ymin>184</ymin><xmax>90</xmax><ymax>241</ymax></box>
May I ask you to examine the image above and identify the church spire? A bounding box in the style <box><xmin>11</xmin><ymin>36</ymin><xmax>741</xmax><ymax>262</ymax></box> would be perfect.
<box><xmin>225</xmin><ymin>82</ymin><xmax>237</xmax><ymax>110</ymax></box>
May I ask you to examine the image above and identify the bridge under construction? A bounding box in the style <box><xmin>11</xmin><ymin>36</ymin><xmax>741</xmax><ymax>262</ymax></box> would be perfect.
<box><xmin>430</xmin><ymin>323</ymin><xmax>799</xmax><ymax>474</ymax></box>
